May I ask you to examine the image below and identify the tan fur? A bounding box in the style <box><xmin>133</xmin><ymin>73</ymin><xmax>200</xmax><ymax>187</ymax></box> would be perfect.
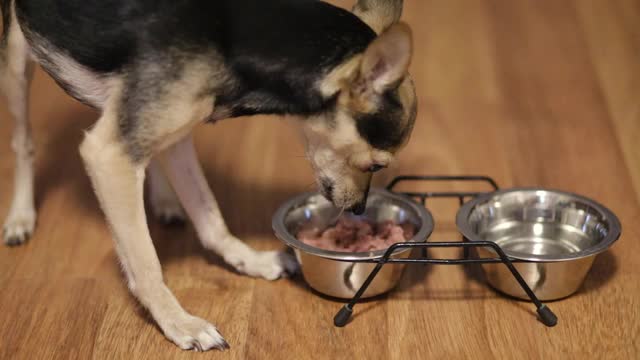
<box><xmin>301</xmin><ymin>23</ymin><xmax>415</xmax><ymax>209</ymax></box>
<box><xmin>318</xmin><ymin>55</ymin><xmax>362</xmax><ymax>97</ymax></box>
<box><xmin>1</xmin><ymin>3</ymin><xmax>36</xmax><ymax>245</ymax></box>
<box><xmin>300</xmin><ymin>106</ymin><xmax>391</xmax><ymax>207</ymax></box>
<box><xmin>77</xmin><ymin>56</ymin><xmax>296</xmax><ymax>350</ymax></box>
<box><xmin>361</xmin><ymin>23</ymin><xmax>413</xmax><ymax>93</ymax></box>
<box><xmin>1</xmin><ymin>0</ymin><xmax>414</xmax><ymax>351</ymax></box>
<box><xmin>147</xmin><ymin>159</ymin><xmax>186</xmax><ymax>223</ymax></box>
<box><xmin>321</xmin><ymin>23</ymin><xmax>414</xmax><ymax>116</ymax></box>
<box><xmin>353</xmin><ymin>0</ymin><xmax>404</xmax><ymax>34</ymax></box>
<box><xmin>78</xmin><ymin>78</ymin><xmax>232</xmax><ymax>351</ymax></box>
<box><xmin>123</xmin><ymin>58</ymin><xmax>219</xmax><ymax>158</ymax></box>
<box><xmin>158</xmin><ymin>136</ymin><xmax>298</xmax><ymax>279</ymax></box>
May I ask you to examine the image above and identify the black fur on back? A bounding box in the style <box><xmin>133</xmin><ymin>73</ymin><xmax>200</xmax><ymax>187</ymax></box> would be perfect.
<box><xmin>15</xmin><ymin>0</ymin><xmax>376</xmax><ymax>117</ymax></box>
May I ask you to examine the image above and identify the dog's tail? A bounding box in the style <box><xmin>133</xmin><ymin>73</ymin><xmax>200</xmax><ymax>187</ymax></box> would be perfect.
<box><xmin>352</xmin><ymin>0</ymin><xmax>404</xmax><ymax>34</ymax></box>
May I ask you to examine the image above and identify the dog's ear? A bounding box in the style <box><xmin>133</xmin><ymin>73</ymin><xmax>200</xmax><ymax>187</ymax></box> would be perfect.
<box><xmin>319</xmin><ymin>23</ymin><xmax>413</xmax><ymax>105</ymax></box>
<box><xmin>353</xmin><ymin>0</ymin><xmax>404</xmax><ymax>34</ymax></box>
<box><xmin>358</xmin><ymin>22</ymin><xmax>413</xmax><ymax>95</ymax></box>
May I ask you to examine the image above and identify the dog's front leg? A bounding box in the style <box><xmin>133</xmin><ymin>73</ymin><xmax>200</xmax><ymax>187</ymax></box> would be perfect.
<box><xmin>159</xmin><ymin>136</ymin><xmax>298</xmax><ymax>279</ymax></box>
<box><xmin>79</xmin><ymin>81</ymin><xmax>228</xmax><ymax>351</ymax></box>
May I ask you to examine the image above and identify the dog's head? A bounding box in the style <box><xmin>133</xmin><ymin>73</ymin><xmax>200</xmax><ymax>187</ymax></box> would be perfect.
<box><xmin>300</xmin><ymin>1</ymin><xmax>415</xmax><ymax>214</ymax></box>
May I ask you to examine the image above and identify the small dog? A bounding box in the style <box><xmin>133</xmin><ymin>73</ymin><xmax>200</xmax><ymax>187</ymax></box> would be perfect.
<box><xmin>0</xmin><ymin>0</ymin><xmax>415</xmax><ymax>351</ymax></box>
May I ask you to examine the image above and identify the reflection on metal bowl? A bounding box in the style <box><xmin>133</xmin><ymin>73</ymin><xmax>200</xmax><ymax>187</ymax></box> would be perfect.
<box><xmin>273</xmin><ymin>188</ymin><xmax>434</xmax><ymax>299</ymax></box>
<box><xmin>456</xmin><ymin>189</ymin><xmax>621</xmax><ymax>300</ymax></box>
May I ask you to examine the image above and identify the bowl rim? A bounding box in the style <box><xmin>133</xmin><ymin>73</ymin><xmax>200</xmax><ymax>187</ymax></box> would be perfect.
<box><xmin>272</xmin><ymin>187</ymin><xmax>435</xmax><ymax>261</ymax></box>
<box><xmin>455</xmin><ymin>187</ymin><xmax>622</xmax><ymax>262</ymax></box>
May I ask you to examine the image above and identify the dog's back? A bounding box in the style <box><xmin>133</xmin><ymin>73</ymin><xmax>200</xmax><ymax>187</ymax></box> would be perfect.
<box><xmin>7</xmin><ymin>0</ymin><xmax>375</xmax><ymax>112</ymax></box>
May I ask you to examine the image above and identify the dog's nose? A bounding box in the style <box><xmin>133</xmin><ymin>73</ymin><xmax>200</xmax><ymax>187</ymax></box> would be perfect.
<box><xmin>348</xmin><ymin>182</ymin><xmax>371</xmax><ymax>215</ymax></box>
<box><xmin>349</xmin><ymin>200</ymin><xmax>367</xmax><ymax>215</ymax></box>
<box><xmin>349</xmin><ymin>193</ymin><xmax>369</xmax><ymax>215</ymax></box>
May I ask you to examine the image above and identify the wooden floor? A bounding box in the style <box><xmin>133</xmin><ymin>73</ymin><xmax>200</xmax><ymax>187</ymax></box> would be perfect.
<box><xmin>1</xmin><ymin>0</ymin><xmax>639</xmax><ymax>358</ymax></box>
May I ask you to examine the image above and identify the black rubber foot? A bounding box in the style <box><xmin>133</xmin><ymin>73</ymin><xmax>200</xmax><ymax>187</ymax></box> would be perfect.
<box><xmin>334</xmin><ymin>306</ymin><xmax>353</xmax><ymax>327</ymax></box>
<box><xmin>537</xmin><ymin>305</ymin><xmax>558</xmax><ymax>327</ymax></box>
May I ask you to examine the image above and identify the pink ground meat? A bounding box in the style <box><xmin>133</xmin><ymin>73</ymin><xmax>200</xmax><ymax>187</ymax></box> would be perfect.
<box><xmin>296</xmin><ymin>216</ymin><xmax>416</xmax><ymax>252</ymax></box>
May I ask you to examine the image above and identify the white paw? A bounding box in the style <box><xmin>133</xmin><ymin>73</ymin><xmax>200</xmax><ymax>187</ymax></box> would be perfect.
<box><xmin>162</xmin><ymin>313</ymin><xmax>229</xmax><ymax>352</ymax></box>
<box><xmin>3</xmin><ymin>208</ymin><xmax>36</xmax><ymax>246</ymax></box>
<box><xmin>151</xmin><ymin>198</ymin><xmax>186</xmax><ymax>226</ymax></box>
<box><xmin>227</xmin><ymin>250</ymin><xmax>299</xmax><ymax>280</ymax></box>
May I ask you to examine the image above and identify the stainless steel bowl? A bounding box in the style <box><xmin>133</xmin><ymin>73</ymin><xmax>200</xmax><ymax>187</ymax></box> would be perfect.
<box><xmin>456</xmin><ymin>189</ymin><xmax>621</xmax><ymax>300</ymax></box>
<box><xmin>273</xmin><ymin>188</ymin><xmax>434</xmax><ymax>299</ymax></box>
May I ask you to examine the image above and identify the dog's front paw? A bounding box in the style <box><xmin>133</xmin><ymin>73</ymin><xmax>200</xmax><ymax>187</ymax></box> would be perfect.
<box><xmin>161</xmin><ymin>313</ymin><xmax>229</xmax><ymax>352</ymax></box>
<box><xmin>3</xmin><ymin>208</ymin><xmax>36</xmax><ymax>246</ymax></box>
<box><xmin>227</xmin><ymin>250</ymin><xmax>299</xmax><ymax>280</ymax></box>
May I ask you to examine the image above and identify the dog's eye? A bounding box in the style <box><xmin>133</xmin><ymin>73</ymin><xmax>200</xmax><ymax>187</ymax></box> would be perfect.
<box><xmin>368</xmin><ymin>164</ymin><xmax>385</xmax><ymax>173</ymax></box>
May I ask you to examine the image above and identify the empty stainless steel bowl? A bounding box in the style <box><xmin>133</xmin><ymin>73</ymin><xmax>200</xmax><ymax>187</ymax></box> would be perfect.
<box><xmin>456</xmin><ymin>189</ymin><xmax>621</xmax><ymax>300</ymax></box>
<box><xmin>272</xmin><ymin>188</ymin><xmax>434</xmax><ymax>299</ymax></box>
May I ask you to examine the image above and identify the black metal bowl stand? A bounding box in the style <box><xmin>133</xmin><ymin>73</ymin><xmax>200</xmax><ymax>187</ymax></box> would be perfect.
<box><xmin>333</xmin><ymin>176</ymin><xmax>558</xmax><ymax>328</ymax></box>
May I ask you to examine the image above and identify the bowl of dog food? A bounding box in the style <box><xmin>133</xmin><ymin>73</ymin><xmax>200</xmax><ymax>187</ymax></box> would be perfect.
<box><xmin>456</xmin><ymin>188</ymin><xmax>621</xmax><ymax>300</ymax></box>
<box><xmin>272</xmin><ymin>188</ymin><xmax>434</xmax><ymax>299</ymax></box>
